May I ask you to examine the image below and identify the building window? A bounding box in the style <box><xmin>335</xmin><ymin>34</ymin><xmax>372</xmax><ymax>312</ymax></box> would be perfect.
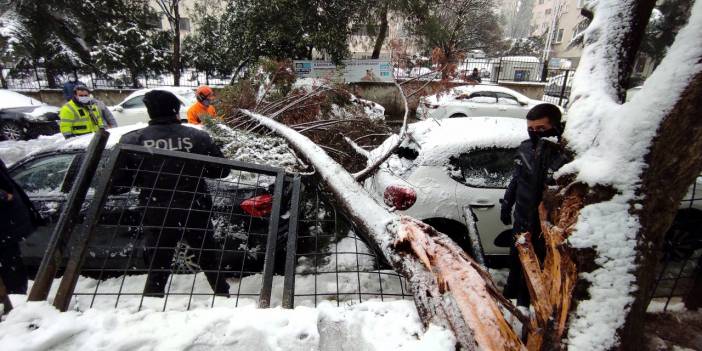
<box><xmin>146</xmin><ymin>15</ymin><xmax>161</xmax><ymax>29</ymax></box>
<box><xmin>539</xmin><ymin>0</ymin><xmax>544</xmax><ymax>4</ymax></box>
<box><xmin>555</xmin><ymin>28</ymin><xmax>564</xmax><ymax>43</ymax></box>
<box><xmin>545</xmin><ymin>8</ymin><xmax>551</xmax><ymax>15</ymax></box>
<box><xmin>180</xmin><ymin>17</ymin><xmax>191</xmax><ymax>31</ymax></box>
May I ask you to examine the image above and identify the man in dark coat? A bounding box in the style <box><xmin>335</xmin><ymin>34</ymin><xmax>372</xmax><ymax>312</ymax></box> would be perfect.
<box><xmin>116</xmin><ymin>90</ymin><xmax>229</xmax><ymax>297</ymax></box>
<box><xmin>500</xmin><ymin>103</ymin><xmax>569</xmax><ymax>307</ymax></box>
<box><xmin>1</xmin><ymin>158</ymin><xmax>42</xmax><ymax>294</ymax></box>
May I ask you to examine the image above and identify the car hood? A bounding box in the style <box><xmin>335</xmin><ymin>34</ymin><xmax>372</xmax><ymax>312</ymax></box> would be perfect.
<box><xmin>0</xmin><ymin>105</ymin><xmax>60</xmax><ymax>121</ymax></box>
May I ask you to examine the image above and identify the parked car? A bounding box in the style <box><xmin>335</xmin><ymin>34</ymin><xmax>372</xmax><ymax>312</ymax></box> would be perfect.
<box><xmin>109</xmin><ymin>87</ymin><xmax>196</xmax><ymax>126</ymax></box>
<box><xmin>364</xmin><ymin>117</ymin><xmax>702</xmax><ymax>265</ymax></box>
<box><xmin>0</xmin><ymin>90</ymin><xmax>60</xmax><ymax>141</ymax></box>
<box><xmin>7</xmin><ymin>125</ymin><xmax>282</xmax><ymax>275</ymax></box>
<box><xmin>416</xmin><ymin>85</ymin><xmax>547</xmax><ymax>120</ymax></box>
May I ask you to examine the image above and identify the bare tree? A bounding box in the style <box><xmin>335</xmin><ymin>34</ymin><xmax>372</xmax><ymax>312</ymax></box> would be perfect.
<box><xmin>154</xmin><ymin>0</ymin><xmax>182</xmax><ymax>86</ymax></box>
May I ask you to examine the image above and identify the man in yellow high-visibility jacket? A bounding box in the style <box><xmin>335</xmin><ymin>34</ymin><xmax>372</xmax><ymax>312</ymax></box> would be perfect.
<box><xmin>59</xmin><ymin>85</ymin><xmax>104</xmax><ymax>138</ymax></box>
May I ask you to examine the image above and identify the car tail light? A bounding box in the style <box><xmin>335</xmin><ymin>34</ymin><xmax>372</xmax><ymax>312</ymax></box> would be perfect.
<box><xmin>384</xmin><ymin>185</ymin><xmax>417</xmax><ymax>210</ymax></box>
<box><xmin>240</xmin><ymin>194</ymin><xmax>273</xmax><ymax>217</ymax></box>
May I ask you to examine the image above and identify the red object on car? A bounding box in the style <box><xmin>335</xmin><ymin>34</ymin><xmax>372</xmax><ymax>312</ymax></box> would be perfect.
<box><xmin>383</xmin><ymin>185</ymin><xmax>417</xmax><ymax>210</ymax></box>
<box><xmin>240</xmin><ymin>194</ymin><xmax>273</xmax><ymax>217</ymax></box>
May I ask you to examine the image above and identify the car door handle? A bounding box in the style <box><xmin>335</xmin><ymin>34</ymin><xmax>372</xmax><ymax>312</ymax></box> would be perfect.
<box><xmin>469</xmin><ymin>200</ymin><xmax>495</xmax><ymax>209</ymax></box>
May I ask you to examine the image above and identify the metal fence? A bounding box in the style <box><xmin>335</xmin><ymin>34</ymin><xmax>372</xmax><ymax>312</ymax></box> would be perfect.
<box><xmin>282</xmin><ymin>180</ymin><xmax>410</xmax><ymax>308</ymax></box>
<box><xmin>15</xmin><ymin>139</ymin><xmax>410</xmax><ymax>314</ymax></box>
<box><xmin>1</xmin><ymin>68</ymin><xmax>234</xmax><ymax>91</ymax></box>
<box><xmin>647</xmin><ymin>179</ymin><xmax>702</xmax><ymax>311</ymax></box>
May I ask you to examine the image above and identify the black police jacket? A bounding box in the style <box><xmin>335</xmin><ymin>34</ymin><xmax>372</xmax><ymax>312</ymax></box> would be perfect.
<box><xmin>502</xmin><ymin>138</ymin><xmax>569</xmax><ymax>234</ymax></box>
<box><xmin>114</xmin><ymin>119</ymin><xmax>226</xmax><ymax>209</ymax></box>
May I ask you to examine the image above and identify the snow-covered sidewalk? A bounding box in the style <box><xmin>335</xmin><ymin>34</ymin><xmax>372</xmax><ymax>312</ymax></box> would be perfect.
<box><xmin>1</xmin><ymin>298</ymin><xmax>453</xmax><ymax>351</ymax></box>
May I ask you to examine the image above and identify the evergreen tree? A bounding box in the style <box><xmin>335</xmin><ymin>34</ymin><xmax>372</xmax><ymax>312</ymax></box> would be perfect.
<box><xmin>91</xmin><ymin>1</ymin><xmax>171</xmax><ymax>88</ymax></box>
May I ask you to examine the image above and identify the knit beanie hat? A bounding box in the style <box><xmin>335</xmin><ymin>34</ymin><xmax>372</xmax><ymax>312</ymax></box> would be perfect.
<box><xmin>143</xmin><ymin>90</ymin><xmax>181</xmax><ymax>120</ymax></box>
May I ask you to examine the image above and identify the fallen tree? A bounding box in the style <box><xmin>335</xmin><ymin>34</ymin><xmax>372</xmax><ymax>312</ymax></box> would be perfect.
<box><xmin>230</xmin><ymin>2</ymin><xmax>702</xmax><ymax>348</ymax></box>
<box><xmin>240</xmin><ymin>108</ymin><xmax>526</xmax><ymax>350</ymax></box>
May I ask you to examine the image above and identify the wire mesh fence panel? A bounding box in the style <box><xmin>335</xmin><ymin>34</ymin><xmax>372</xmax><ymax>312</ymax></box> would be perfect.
<box><xmin>285</xmin><ymin>183</ymin><xmax>411</xmax><ymax>308</ymax></box>
<box><xmin>542</xmin><ymin>68</ymin><xmax>573</xmax><ymax>108</ymax></box>
<box><xmin>648</xmin><ymin>178</ymin><xmax>702</xmax><ymax>311</ymax></box>
<box><xmin>58</xmin><ymin>145</ymin><xmax>287</xmax><ymax>312</ymax></box>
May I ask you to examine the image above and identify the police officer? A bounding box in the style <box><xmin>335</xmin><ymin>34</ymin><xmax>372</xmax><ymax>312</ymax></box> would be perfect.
<box><xmin>500</xmin><ymin>103</ymin><xmax>569</xmax><ymax>307</ymax></box>
<box><xmin>1</xmin><ymin>158</ymin><xmax>43</xmax><ymax>294</ymax></box>
<box><xmin>59</xmin><ymin>85</ymin><xmax>105</xmax><ymax>138</ymax></box>
<box><xmin>117</xmin><ymin>90</ymin><xmax>229</xmax><ymax>297</ymax></box>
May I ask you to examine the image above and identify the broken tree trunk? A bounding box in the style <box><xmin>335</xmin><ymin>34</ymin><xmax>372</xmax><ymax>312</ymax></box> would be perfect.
<box><xmin>239</xmin><ymin>109</ymin><xmax>526</xmax><ymax>350</ymax></box>
<box><xmin>525</xmin><ymin>0</ymin><xmax>702</xmax><ymax>349</ymax></box>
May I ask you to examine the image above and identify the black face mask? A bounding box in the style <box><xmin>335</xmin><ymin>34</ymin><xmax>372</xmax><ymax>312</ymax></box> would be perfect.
<box><xmin>528</xmin><ymin>128</ymin><xmax>560</xmax><ymax>144</ymax></box>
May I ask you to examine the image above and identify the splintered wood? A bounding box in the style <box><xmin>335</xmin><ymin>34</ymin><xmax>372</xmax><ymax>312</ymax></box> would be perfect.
<box><xmin>515</xmin><ymin>198</ymin><xmax>581</xmax><ymax>350</ymax></box>
<box><xmin>394</xmin><ymin>216</ymin><xmax>526</xmax><ymax>350</ymax></box>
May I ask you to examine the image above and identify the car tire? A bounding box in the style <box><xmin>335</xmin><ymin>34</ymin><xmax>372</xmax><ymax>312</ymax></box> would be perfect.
<box><xmin>663</xmin><ymin>208</ymin><xmax>702</xmax><ymax>261</ymax></box>
<box><xmin>1</xmin><ymin>120</ymin><xmax>26</xmax><ymax>140</ymax></box>
<box><xmin>449</xmin><ymin>113</ymin><xmax>467</xmax><ymax>118</ymax></box>
<box><xmin>422</xmin><ymin>218</ymin><xmax>471</xmax><ymax>254</ymax></box>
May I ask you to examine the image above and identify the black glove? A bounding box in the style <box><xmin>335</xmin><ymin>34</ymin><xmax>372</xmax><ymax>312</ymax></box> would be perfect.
<box><xmin>499</xmin><ymin>199</ymin><xmax>512</xmax><ymax>225</ymax></box>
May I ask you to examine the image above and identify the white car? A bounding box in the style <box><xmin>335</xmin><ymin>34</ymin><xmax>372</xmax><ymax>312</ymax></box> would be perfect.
<box><xmin>364</xmin><ymin>117</ymin><xmax>702</xmax><ymax>263</ymax></box>
<box><xmin>109</xmin><ymin>87</ymin><xmax>196</xmax><ymax>126</ymax></box>
<box><xmin>416</xmin><ymin>85</ymin><xmax>546</xmax><ymax>120</ymax></box>
<box><xmin>365</xmin><ymin>117</ymin><xmax>526</xmax><ymax>261</ymax></box>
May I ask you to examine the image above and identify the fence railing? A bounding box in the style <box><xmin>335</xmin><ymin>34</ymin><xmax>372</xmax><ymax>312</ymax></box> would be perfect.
<box><xmin>13</xmin><ymin>138</ymin><xmax>410</xmax><ymax>314</ymax></box>
<box><xmin>1</xmin><ymin>68</ymin><xmax>235</xmax><ymax>91</ymax></box>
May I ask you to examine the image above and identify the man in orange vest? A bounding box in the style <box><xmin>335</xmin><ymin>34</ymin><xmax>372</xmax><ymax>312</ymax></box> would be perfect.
<box><xmin>187</xmin><ymin>85</ymin><xmax>217</xmax><ymax>124</ymax></box>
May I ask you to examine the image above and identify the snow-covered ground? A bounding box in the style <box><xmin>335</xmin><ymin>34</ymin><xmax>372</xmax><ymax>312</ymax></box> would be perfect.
<box><xmin>1</xmin><ymin>298</ymin><xmax>454</xmax><ymax>351</ymax></box>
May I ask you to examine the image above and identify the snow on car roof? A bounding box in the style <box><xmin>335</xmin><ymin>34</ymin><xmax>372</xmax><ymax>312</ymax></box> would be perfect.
<box><xmin>121</xmin><ymin>87</ymin><xmax>196</xmax><ymax>105</ymax></box>
<box><xmin>424</xmin><ymin>84</ymin><xmax>531</xmax><ymax>105</ymax></box>
<box><xmin>0</xmin><ymin>89</ymin><xmax>45</xmax><ymax>109</ymax></box>
<box><xmin>371</xmin><ymin>117</ymin><xmax>527</xmax><ymax>168</ymax></box>
<box><xmin>500</xmin><ymin>56</ymin><xmax>540</xmax><ymax>62</ymax></box>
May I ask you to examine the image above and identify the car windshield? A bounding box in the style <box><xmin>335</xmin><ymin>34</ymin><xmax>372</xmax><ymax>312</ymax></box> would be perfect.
<box><xmin>11</xmin><ymin>154</ymin><xmax>76</xmax><ymax>194</ymax></box>
<box><xmin>448</xmin><ymin>148</ymin><xmax>516</xmax><ymax>188</ymax></box>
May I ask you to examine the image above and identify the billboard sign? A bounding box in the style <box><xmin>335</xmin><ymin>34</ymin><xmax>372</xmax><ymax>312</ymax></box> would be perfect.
<box><xmin>293</xmin><ymin>60</ymin><xmax>394</xmax><ymax>83</ymax></box>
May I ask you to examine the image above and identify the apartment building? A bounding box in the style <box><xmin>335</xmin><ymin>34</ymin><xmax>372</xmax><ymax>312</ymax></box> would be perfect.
<box><xmin>530</xmin><ymin>0</ymin><xmax>588</xmax><ymax>67</ymax></box>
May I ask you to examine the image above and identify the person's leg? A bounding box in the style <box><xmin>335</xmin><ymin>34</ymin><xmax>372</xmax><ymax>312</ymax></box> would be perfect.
<box><xmin>185</xmin><ymin>201</ymin><xmax>229</xmax><ymax>296</ymax></box>
<box><xmin>0</xmin><ymin>242</ymin><xmax>28</xmax><ymax>294</ymax></box>
<box><xmin>143</xmin><ymin>228</ymin><xmax>178</xmax><ymax>297</ymax></box>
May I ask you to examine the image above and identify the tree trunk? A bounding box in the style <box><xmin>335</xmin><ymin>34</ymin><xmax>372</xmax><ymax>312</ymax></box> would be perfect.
<box><xmin>172</xmin><ymin>1</ymin><xmax>181</xmax><ymax>87</ymax></box>
<box><xmin>0</xmin><ymin>65</ymin><xmax>7</xmax><ymax>89</ymax></box>
<box><xmin>371</xmin><ymin>8</ymin><xmax>389</xmax><ymax>59</ymax></box>
<box><xmin>536</xmin><ymin>1</ymin><xmax>702</xmax><ymax>348</ymax></box>
<box><xmin>618</xmin><ymin>70</ymin><xmax>702</xmax><ymax>348</ymax></box>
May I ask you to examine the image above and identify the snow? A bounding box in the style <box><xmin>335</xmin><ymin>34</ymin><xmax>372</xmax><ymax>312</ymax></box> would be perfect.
<box><xmin>369</xmin><ymin>117</ymin><xmax>526</xmax><ymax>173</ymax></box>
<box><xmin>0</xmin><ymin>134</ymin><xmax>65</xmax><ymax>166</ymax></box>
<box><xmin>242</xmin><ymin>110</ymin><xmax>398</xmax><ymax>245</ymax></box>
<box><xmin>556</xmin><ymin>1</ymin><xmax>702</xmax><ymax>349</ymax></box>
<box><xmin>0</xmin><ymin>90</ymin><xmax>45</xmax><ymax>109</ymax></box>
<box><xmin>0</xmin><ymin>299</ymin><xmax>452</xmax><ymax>351</ymax></box>
<box><xmin>422</xmin><ymin>84</ymin><xmax>534</xmax><ymax>106</ymax></box>
<box><xmin>292</xmin><ymin>78</ymin><xmax>386</xmax><ymax>120</ymax></box>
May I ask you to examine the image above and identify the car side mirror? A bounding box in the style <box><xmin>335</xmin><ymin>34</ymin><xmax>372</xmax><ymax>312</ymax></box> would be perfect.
<box><xmin>114</xmin><ymin>106</ymin><xmax>123</xmax><ymax>112</ymax></box>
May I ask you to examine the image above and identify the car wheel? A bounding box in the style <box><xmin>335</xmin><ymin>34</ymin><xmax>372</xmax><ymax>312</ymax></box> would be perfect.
<box><xmin>1</xmin><ymin>121</ymin><xmax>26</xmax><ymax>140</ymax></box>
<box><xmin>422</xmin><ymin>218</ymin><xmax>471</xmax><ymax>254</ymax></box>
<box><xmin>663</xmin><ymin>208</ymin><xmax>702</xmax><ymax>261</ymax></box>
<box><xmin>449</xmin><ymin>113</ymin><xmax>467</xmax><ymax>118</ymax></box>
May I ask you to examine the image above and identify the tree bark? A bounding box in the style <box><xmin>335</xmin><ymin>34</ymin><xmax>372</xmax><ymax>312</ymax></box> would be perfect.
<box><xmin>618</xmin><ymin>70</ymin><xmax>702</xmax><ymax>348</ymax></box>
<box><xmin>371</xmin><ymin>8</ymin><xmax>389</xmax><ymax>59</ymax></box>
<box><xmin>172</xmin><ymin>1</ymin><xmax>181</xmax><ymax>87</ymax></box>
